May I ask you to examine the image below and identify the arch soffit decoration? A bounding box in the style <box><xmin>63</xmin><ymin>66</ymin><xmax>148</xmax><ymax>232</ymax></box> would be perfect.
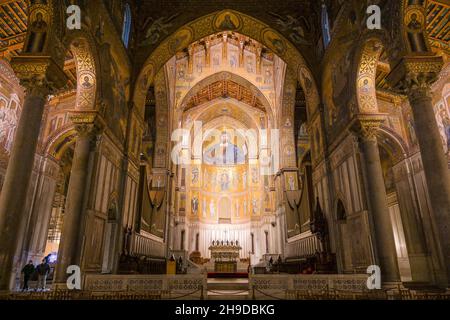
<box><xmin>354</xmin><ymin>33</ymin><xmax>387</xmax><ymax>114</ymax></box>
<box><xmin>134</xmin><ymin>10</ymin><xmax>318</xmax><ymax>117</ymax></box>
<box><xmin>59</xmin><ymin>2</ymin><xmax>133</xmax><ymax>111</ymax></box>
<box><xmin>39</xmin><ymin>28</ymin><xmax>101</xmax><ymax>161</ymax></box>
<box><xmin>63</xmin><ymin>29</ymin><xmax>100</xmax><ymax>111</ymax></box>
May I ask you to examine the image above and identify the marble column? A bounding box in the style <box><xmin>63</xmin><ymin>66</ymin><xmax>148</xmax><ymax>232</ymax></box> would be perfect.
<box><xmin>0</xmin><ymin>81</ymin><xmax>49</xmax><ymax>290</ymax></box>
<box><xmin>22</xmin><ymin>158</ymin><xmax>59</xmax><ymax>263</ymax></box>
<box><xmin>0</xmin><ymin>55</ymin><xmax>66</xmax><ymax>290</ymax></box>
<box><xmin>54</xmin><ymin>118</ymin><xmax>101</xmax><ymax>284</ymax></box>
<box><xmin>392</xmin><ymin>160</ymin><xmax>432</xmax><ymax>283</ymax></box>
<box><xmin>388</xmin><ymin>56</ymin><xmax>450</xmax><ymax>286</ymax></box>
<box><xmin>352</xmin><ymin>117</ymin><xmax>400</xmax><ymax>283</ymax></box>
<box><xmin>409</xmin><ymin>87</ymin><xmax>450</xmax><ymax>283</ymax></box>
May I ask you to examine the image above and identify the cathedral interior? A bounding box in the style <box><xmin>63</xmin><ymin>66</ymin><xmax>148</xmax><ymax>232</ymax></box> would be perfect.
<box><xmin>0</xmin><ymin>0</ymin><xmax>449</xmax><ymax>300</ymax></box>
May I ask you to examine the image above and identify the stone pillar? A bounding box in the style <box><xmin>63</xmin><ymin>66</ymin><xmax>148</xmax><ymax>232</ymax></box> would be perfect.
<box><xmin>388</xmin><ymin>56</ymin><xmax>450</xmax><ymax>286</ymax></box>
<box><xmin>0</xmin><ymin>57</ymin><xmax>66</xmax><ymax>290</ymax></box>
<box><xmin>392</xmin><ymin>160</ymin><xmax>432</xmax><ymax>284</ymax></box>
<box><xmin>22</xmin><ymin>158</ymin><xmax>59</xmax><ymax>263</ymax></box>
<box><xmin>54</xmin><ymin>115</ymin><xmax>102</xmax><ymax>284</ymax></box>
<box><xmin>352</xmin><ymin>116</ymin><xmax>400</xmax><ymax>283</ymax></box>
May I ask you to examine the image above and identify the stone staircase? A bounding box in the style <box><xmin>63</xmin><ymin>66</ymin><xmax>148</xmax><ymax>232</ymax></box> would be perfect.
<box><xmin>207</xmin><ymin>278</ymin><xmax>249</xmax><ymax>300</ymax></box>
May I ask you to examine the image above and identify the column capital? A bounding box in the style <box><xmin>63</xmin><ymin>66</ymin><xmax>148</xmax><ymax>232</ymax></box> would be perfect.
<box><xmin>349</xmin><ymin>114</ymin><xmax>386</xmax><ymax>141</ymax></box>
<box><xmin>386</xmin><ymin>55</ymin><xmax>443</xmax><ymax>101</ymax></box>
<box><xmin>69</xmin><ymin>112</ymin><xmax>105</xmax><ymax>138</ymax></box>
<box><xmin>10</xmin><ymin>56</ymin><xmax>68</xmax><ymax>97</ymax></box>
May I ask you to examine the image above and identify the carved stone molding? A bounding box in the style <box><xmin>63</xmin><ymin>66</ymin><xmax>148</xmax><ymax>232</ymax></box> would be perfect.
<box><xmin>386</xmin><ymin>55</ymin><xmax>443</xmax><ymax>101</ymax></box>
<box><xmin>349</xmin><ymin>114</ymin><xmax>387</xmax><ymax>142</ymax></box>
<box><xmin>10</xmin><ymin>56</ymin><xmax>68</xmax><ymax>97</ymax></box>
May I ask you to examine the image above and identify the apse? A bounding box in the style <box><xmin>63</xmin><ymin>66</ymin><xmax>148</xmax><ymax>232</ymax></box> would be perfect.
<box><xmin>158</xmin><ymin>31</ymin><xmax>285</xmax><ymax>262</ymax></box>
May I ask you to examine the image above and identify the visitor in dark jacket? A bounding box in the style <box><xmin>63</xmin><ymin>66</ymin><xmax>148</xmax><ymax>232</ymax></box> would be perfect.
<box><xmin>36</xmin><ymin>258</ymin><xmax>50</xmax><ymax>291</ymax></box>
<box><xmin>21</xmin><ymin>260</ymin><xmax>35</xmax><ymax>291</ymax></box>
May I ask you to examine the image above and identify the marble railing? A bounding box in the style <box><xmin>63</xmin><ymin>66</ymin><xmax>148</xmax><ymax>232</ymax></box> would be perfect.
<box><xmin>83</xmin><ymin>274</ymin><xmax>207</xmax><ymax>299</ymax></box>
<box><xmin>130</xmin><ymin>232</ymin><xmax>165</xmax><ymax>258</ymax></box>
<box><xmin>249</xmin><ymin>274</ymin><xmax>369</xmax><ymax>299</ymax></box>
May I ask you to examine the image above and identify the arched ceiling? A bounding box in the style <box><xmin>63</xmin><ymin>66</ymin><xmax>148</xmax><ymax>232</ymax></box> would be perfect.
<box><xmin>162</xmin><ymin>29</ymin><xmax>280</xmax><ymax>127</ymax></box>
<box><xmin>185</xmin><ymin>99</ymin><xmax>262</xmax><ymax>131</ymax></box>
<box><xmin>0</xmin><ymin>1</ymin><xmax>448</xmax><ymax>61</ymax></box>
<box><xmin>166</xmin><ymin>31</ymin><xmax>283</xmax><ymax>116</ymax></box>
<box><xmin>134</xmin><ymin>0</ymin><xmax>320</xmax><ymax>70</ymax></box>
<box><xmin>185</xmin><ymin>79</ymin><xmax>265</xmax><ymax>113</ymax></box>
<box><xmin>0</xmin><ymin>1</ymin><xmax>448</xmax><ymax>101</ymax></box>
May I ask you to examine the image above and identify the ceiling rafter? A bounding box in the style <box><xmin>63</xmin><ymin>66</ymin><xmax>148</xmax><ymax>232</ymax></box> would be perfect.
<box><xmin>6</xmin><ymin>3</ymin><xmax>26</xmax><ymax>31</ymax></box>
<box><xmin>186</xmin><ymin>79</ymin><xmax>265</xmax><ymax>112</ymax></box>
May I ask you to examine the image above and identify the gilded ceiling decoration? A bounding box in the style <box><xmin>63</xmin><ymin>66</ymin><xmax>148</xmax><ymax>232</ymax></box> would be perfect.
<box><xmin>185</xmin><ymin>79</ymin><xmax>265</xmax><ymax>112</ymax></box>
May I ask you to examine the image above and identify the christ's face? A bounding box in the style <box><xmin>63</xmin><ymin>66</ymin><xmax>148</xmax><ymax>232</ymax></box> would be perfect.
<box><xmin>221</xmin><ymin>133</ymin><xmax>229</xmax><ymax>144</ymax></box>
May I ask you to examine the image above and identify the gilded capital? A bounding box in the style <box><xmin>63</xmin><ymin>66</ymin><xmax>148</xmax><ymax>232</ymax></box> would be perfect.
<box><xmin>350</xmin><ymin>115</ymin><xmax>386</xmax><ymax>141</ymax></box>
<box><xmin>10</xmin><ymin>56</ymin><xmax>68</xmax><ymax>97</ymax></box>
<box><xmin>386</xmin><ymin>55</ymin><xmax>443</xmax><ymax>101</ymax></box>
<box><xmin>69</xmin><ymin>112</ymin><xmax>105</xmax><ymax>138</ymax></box>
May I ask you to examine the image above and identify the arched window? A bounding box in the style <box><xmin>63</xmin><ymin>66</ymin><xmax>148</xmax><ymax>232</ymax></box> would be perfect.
<box><xmin>337</xmin><ymin>200</ymin><xmax>346</xmax><ymax>221</ymax></box>
<box><xmin>121</xmin><ymin>3</ymin><xmax>132</xmax><ymax>48</ymax></box>
<box><xmin>321</xmin><ymin>2</ymin><xmax>331</xmax><ymax>48</ymax></box>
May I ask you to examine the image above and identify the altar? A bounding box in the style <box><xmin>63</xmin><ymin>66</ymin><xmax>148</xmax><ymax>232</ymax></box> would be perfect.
<box><xmin>208</xmin><ymin>240</ymin><xmax>242</xmax><ymax>273</ymax></box>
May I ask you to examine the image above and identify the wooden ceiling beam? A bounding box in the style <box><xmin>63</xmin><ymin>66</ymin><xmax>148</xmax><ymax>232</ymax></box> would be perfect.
<box><xmin>13</xmin><ymin>1</ymin><xmax>27</xmax><ymax>20</ymax></box>
<box><xmin>0</xmin><ymin>15</ymin><xmax>16</xmax><ymax>35</ymax></box>
<box><xmin>427</xmin><ymin>7</ymin><xmax>443</xmax><ymax>34</ymax></box>
<box><xmin>0</xmin><ymin>0</ymin><xmax>25</xmax><ymax>5</ymax></box>
<box><xmin>6</xmin><ymin>3</ymin><xmax>27</xmax><ymax>31</ymax></box>
<box><xmin>430</xmin><ymin>13</ymin><xmax>449</xmax><ymax>38</ymax></box>
<box><xmin>428</xmin><ymin>0</ymin><xmax>450</xmax><ymax>9</ymax></box>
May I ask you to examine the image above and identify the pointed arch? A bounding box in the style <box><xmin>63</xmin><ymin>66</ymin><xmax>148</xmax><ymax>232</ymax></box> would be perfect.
<box><xmin>63</xmin><ymin>30</ymin><xmax>101</xmax><ymax>111</ymax></box>
<box><xmin>336</xmin><ymin>199</ymin><xmax>347</xmax><ymax>221</ymax></box>
<box><xmin>133</xmin><ymin>10</ymin><xmax>318</xmax><ymax>117</ymax></box>
<box><xmin>179</xmin><ymin>71</ymin><xmax>274</xmax><ymax>124</ymax></box>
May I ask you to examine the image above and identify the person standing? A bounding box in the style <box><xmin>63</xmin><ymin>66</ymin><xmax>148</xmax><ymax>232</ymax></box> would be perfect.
<box><xmin>21</xmin><ymin>260</ymin><xmax>35</xmax><ymax>291</ymax></box>
<box><xmin>36</xmin><ymin>258</ymin><xmax>50</xmax><ymax>291</ymax></box>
